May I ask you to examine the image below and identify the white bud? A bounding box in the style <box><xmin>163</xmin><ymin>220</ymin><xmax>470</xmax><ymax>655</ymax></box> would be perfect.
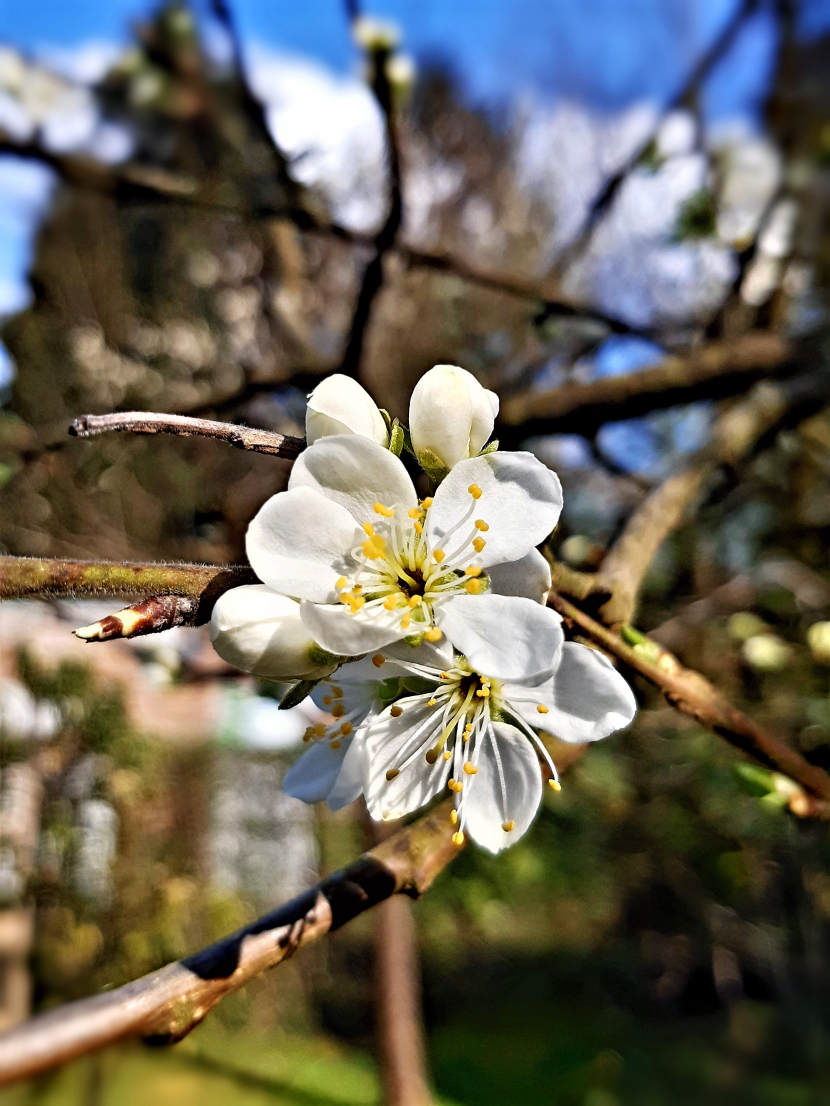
<box><xmin>409</xmin><ymin>364</ymin><xmax>499</xmax><ymax>475</ymax></box>
<box><xmin>306</xmin><ymin>374</ymin><xmax>389</xmax><ymax>448</ymax></box>
<box><xmin>808</xmin><ymin>622</ymin><xmax>830</xmax><ymax>665</ymax></box>
<box><xmin>741</xmin><ymin>633</ymin><xmax>790</xmax><ymax>672</ymax></box>
<box><xmin>211</xmin><ymin>585</ymin><xmax>337</xmax><ymax>680</ymax></box>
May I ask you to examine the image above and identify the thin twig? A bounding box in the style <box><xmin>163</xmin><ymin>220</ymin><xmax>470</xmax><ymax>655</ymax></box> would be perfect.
<box><xmin>69</xmin><ymin>412</ymin><xmax>305</xmax><ymax>460</ymax></box>
<box><xmin>499</xmin><ymin>333</ymin><xmax>793</xmax><ymax>439</ymax></box>
<box><xmin>0</xmin><ymin>799</ymin><xmax>461</xmax><ymax>1087</ymax></box>
<box><xmin>548</xmin><ymin>591</ymin><xmax>830</xmax><ymax>811</ymax></box>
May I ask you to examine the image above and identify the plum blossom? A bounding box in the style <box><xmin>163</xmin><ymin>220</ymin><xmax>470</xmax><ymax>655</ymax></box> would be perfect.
<box><xmin>244</xmin><ymin>433</ymin><xmax>562</xmax><ymax>665</ymax></box>
<box><xmin>305</xmin><ymin>374</ymin><xmax>389</xmax><ymax>447</ymax></box>
<box><xmin>409</xmin><ymin>364</ymin><xmax>499</xmax><ymax>477</ymax></box>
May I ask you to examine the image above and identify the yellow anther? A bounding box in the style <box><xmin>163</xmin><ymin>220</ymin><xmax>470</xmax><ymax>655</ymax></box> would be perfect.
<box><xmin>372</xmin><ymin>654</ymin><xmax>386</xmax><ymax>668</ymax></box>
<box><xmin>332</xmin><ymin>704</ymin><xmax>345</xmax><ymax>718</ymax></box>
<box><xmin>425</xmin><ymin>749</ymin><xmax>438</xmax><ymax>764</ymax></box>
<box><xmin>443</xmin><ymin>750</ymin><xmax>452</xmax><ymax>761</ymax></box>
<box><xmin>475</xmin><ymin>687</ymin><xmax>490</xmax><ymax>698</ymax></box>
<box><xmin>386</xmin><ymin>768</ymin><xmax>400</xmax><ymax>780</ymax></box>
<box><xmin>414</xmin><ymin>521</ymin><xmax>423</xmax><ymax>534</ymax></box>
<box><xmin>332</xmin><ymin>686</ymin><xmax>343</xmax><ymax>698</ymax></box>
<box><xmin>433</xmin><ymin>549</ymin><xmax>445</xmax><ymax>563</ymax></box>
<box><xmin>340</xmin><ymin>722</ymin><xmax>353</xmax><ymax>736</ymax></box>
<box><xmin>313</xmin><ymin>724</ymin><xmax>327</xmax><ymax>737</ymax></box>
<box><xmin>362</xmin><ymin>540</ymin><xmax>382</xmax><ymax>560</ymax></box>
<box><xmin>448</xmin><ymin>779</ymin><xmax>463</xmax><ymax>793</ymax></box>
<box><xmin>303</xmin><ymin>727</ymin><xmax>314</xmax><ymax>742</ymax></box>
<box><xmin>428</xmin><ymin>698</ymin><xmax>437</xmax><ymax>706</ymax></box>
<box><xmin>452</xmin><ymin>831</ymin><xmax>465</xmax><ymax>846</ymax></box>
<box><xmin>372</xmin><ymin>534</ymin><xmax>387</xmax><ymax>550</ymax></box>
<box><xmin>475</xmin><ymin>520</ymin><xmax>489</xmax><ymax>531</ymax></box>
<box><xmin>384</xmin><ymin>594</ymin><xmax>401</xmax><ymax>610</ymax></box>
<box><xmin>323</xmin><ymin>695</ymin><xmax>332</xmax><ymax>706</ymax></box>
<box><xmin>465</xmin><ymin>565</ymin><xmax>483</xmax><ymax>577</ymax></box>
<box><xmin>362</xmin><ymin>522</ymin><xmax>375</xmax><ymax>537</ymax></box>
<box><xmin>400</xmin><ymin>613</ymin><xmax>412</xmax><ymax>630</ymax></box>
<box><xmin>390</xmin><ymin>705</ymin><xmax>403</xmax><ymax>718</ymax></box>
<box><xmin>351</xmin><ymin>584</ymin><xmax>362</xmax><ymax>594</ymax></box>
<box><xmin>537</xmin><ymin>704</ymin><xmax>549</xmax><ymax>714</ymax></box>
<box><xmin>336</xmin><ymin>576</ymin><xmax>347</xmax><ymax>589</ymax></box>
<box><xmin>463</xmin><ymin>733</ymin><xmax>469</xmax><ymax>744</ymax></box>
<box><xmin>346</xmin><ymin>595</ymin><xmax>366</xmax><ymax>612</ymax></box>
<box><xmin>330</xmin><ymin>740</ymin><xmax>341</xmax><ymax>750</ymax></box>
<box><xmin>465</xmin><ymin>579</ymin><xmax>481</xmax><ymax>594</ymax></box>
<box><xmin>422</xmin><ymin>497</ymin><xmax>433</xmax><ymax>508</ymax></box>
<box><xmin>468</xmin><ymin>483</ymin><xmax>483</xmax><ymax>499</ymax></box>
<box><xmin>450</xmin><ymin>809</ymin><xmax>458</xmax><ymax>825</ymax></box>
<box><xmin>339</xmin><ymin>593</ymin><xmax>352</xmax><ymax>605</ymax></box>
<box><xmin>549</xmin><ymin>779</ymin><xmax>562</xmax><ymax>792</ymax></box>
<box><xmin>424</xmin><ymin>627</ymin><xmax>443</xmax><ymax>642</ymax></box>
<box><xmin>463</xmin><ymin>762</ymin><xmax>478</xmax><ymax>775</ymax></box>
<box><xmin>408</xmin><ymin>595</ymin><xmax>422</xmax><ymax>608</ymax></box>
<box><xmin>502</xmin><ymin>820</ymin><xmax>515</xmax><ymax>832</ymax></box>
<box><xmin>473</xmin><ymin>537</ymin><xmax>486</xmax><ymax>553</ymax></box>
<box><xmin>408</xmin><ymin>507</ymin><xmax>424</xmax><ymax>519</ymax></box>
<box><xmin>374</xmin><ymin>501</ymin><xmax>395</xmax><ymax>517</ymax></box>
<box><xmin>440</xmin><ymin>672</ymin><xmax>450</xmax><ymax>679</ymax></box>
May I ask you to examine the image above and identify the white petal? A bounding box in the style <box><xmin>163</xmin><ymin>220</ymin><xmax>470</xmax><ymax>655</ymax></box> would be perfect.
<box><xmin>301</xmin><ymin>600</ymin><xmax>405</xmax><ymax>656</ymax></box>
<box><xmin>487</xmin><ymin>549</ymin><xmax>551</xmax><ymax>603</ymax></box>
<box><xmin>363</xmin><ymin>701</ymin><xmax>450</xmax><ymax>820</ymax></box>
<box><xmin>436</xmin><ymin>594</ymin><xmax>563</xmax><ymax>680</ymax></box>
<box><xmin>382</xmin><ymin>635</ymin><xmax>455</xmax><ymax>671</ymax></box>
<box><xmin>306</xmin><ymin>375</ymin><xmax>389</xmax><ymax>447</ymax></box>
<box><xmin>326</xmin><ymin>730</ymin><xmax>369</xmax><ymax>811</ymax></box>
<box><xmin>284</xmin><ymin>740</ymin><xmax>350</xmax><ymax>804</ymax></box>
<box><xmin>461</xmin><ymin>368</ymin><xmax>498</xmax><ymax>456</ymax></box>
<box><xmin>289</xmin><ymin>434</ymin><xmax>417</xmax><ymax>523</ymax></box>
<box><xmin>463</xmin><ymin>723</ymin><xmax>542</xmax><ymax>853</ymax></box>
<box><xmin>247</xmin><ymin>487</ymin><xmax>360</xmax><ymax>603</ymax></box>
<box><xmin>210</xmin><ymin>585</ymin><xmax>337</xmax><ymax>679</ymax></box>
<box><xmin>409</xmin><ymin>365</ymin><xmax>474</xmax><ymax>471</ymax></box>
<box><xmin>427</xmin><ymin>452</ymin><xmax>562</xmax><ymax>568</ymax></box>
<box><xmin>508</xmin><ymin>642</ymin><xmax>637</xmax><ymax>744</ymax></box>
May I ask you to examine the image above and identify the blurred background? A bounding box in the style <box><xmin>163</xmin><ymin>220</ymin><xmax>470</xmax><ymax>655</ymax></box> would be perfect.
<box><xmin>0</xmin><ymin>0</ymin><xmax>830</xmax><ymax>1101</ymax></box>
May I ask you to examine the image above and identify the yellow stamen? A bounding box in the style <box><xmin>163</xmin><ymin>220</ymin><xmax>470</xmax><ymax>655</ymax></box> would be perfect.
<box><xmin>424</xmin><ymin>627</ymin><xmax>442</xmax><ymax>642</ymax></box>
<box><xmin>475</xmin><ymin>688</ymin><xmax>490</xmax><ymax>698</ymax></box>
<box><xmin>372</xmin><ymin>654</ymin><xmax>386</xmax><ymax>668</ymax></box>
<box><xmin>362</xmin><ymin>522</ymin><xmax>374</xmax><ymax>536</ymax></box>
<box><xmin>313</xmin><ymin>724</ymin><xmax>327</xmax><ymax>737</ymax></box>
<box><xmin>339</xmin><ymin>594</ymin><xmax>351</xmax><ymax>605</ymax></box>
<box><xmin>340</xmin><ymin>722</ymin><xmax>353</xmax><ymax>736</ymax></box>
<box><xmin>330</xmin><ymin>740</ymin><xmax>341</xmax><ymax>750</ymax></box>
<box><xmin>425</xmin><ymin>750</ymin><xmax>438</xmax><ymax>764</ymax></box>
<box><xmin>463</xmin><ymin>733</ymin><xmax>469</xmax><ymax>743</ymax></box>
<box><xmin>537</xmin><ymin>704</ymin><xmax>549</xmax><ymax>714</ymax></box>
<box><xmin>422</xmin><ymin>497</ymin><xmax>433</xmax><ymax>508</ymax></box>
<box><xmin>475</xmin><ymin>520</ymin><xmax>489</xmax><ymax>531</ymax></box>
<box><xmin>386</xmin><ymin>768</ymin><xmax>399</xmax><ymax>780</ymax></box>
<box><xmin>374</xmin><ymin>501</ymin><xmax>395</xmax><ymax>517</ymax></box>
<box><xmin>433</xmin><ymin>549</ymin><xmax>445</xmax><ymax>563</ymax></box>
<box><xmin>414</xmin><ymin>521</ymin><xmax>423</xmax><ymax>534</ymax></box>
<box><xmin>332</xmin><ymin>687</ymin><xmax>343</xmax><ymax>698</ymax></box>
<box><xmin>332</xmin><ymin>704</ymin><xmax>345</xmax><ymax>718</ymax></box>
<box><xmin>463</xmin><ymin>762</ymin><xmax>478</xmax><ymax>775</ymax></box>
<box><xmin>384</xmin><ymin>594</ymin><xmax>401</xmax><ymax>610</ymax></box>
<box><xmin>502</xmin><ymin>820</ymin><xmax>515</xmax><ymax>832</ymax></box>
<box><xmin>408</xmin><ymin>595</ymin><xmax>422</xmax><ymax>607</ymax></box>
<box><xmin>390</xmin><ymin>706</ymin><xmax>403</xmax><ymax>718</ymax></box>
<box><xmin>351</xmin><ymin>584</ymin><xmax>362</xmax><ymax>594</ymax></box>
<box><xmin>428</xmin><ymin>698</ymin><xmax>437</xmax><ymax>706</ymax></box>
<box><xmin>443</xmin><ymin>750</ymin><xmax>452</xmax><ymax>760</ymax></box>
<box><xmin>549</xmin><ymin>779</ymin><xmax>562</xmax><ymax>792</ymax></box>
<box><xmin>362</xmin><ymin>540</ymin><xmax>382</xmax><ymax>560</ymax></box>
<box><xmin>448</xmin><ymin>779</ymin><xmax>463</xmax><ymax>793</ymax></box>
<box><xmin>323</xmin><ymin>695</ymin><xmax>332</xmax><ymax>705</ymax></box>
<box><xmin>473</xmin><ymin>537</ymin><xmax>486</xmax><ymax>553</ymax></box>
<box><xmin>408</xmin><ymin>507</ymin><xmax>424</xmax><ymax>519</ymax></box>
<box><xmin>303</xmin><ymin>727</ymin><xmax>314</xmax><ymax>742</ymax></box>
<box><xmin>465</xmin><ymin>565</ymin><xmax>482</xmax><ymax>577</ymax></box>
<box><xmin>450</xmin><ymin>809</ymin><xmax>458</xmax><ymax>825</ymax></box>
<box><xmin>452</xmin><ymin>831</ymin><xmax>465</xmax><ymax>846</ymax></box>
<box><xmin>468</xmin><ymin>483</ymin><xmax>482</xmax><ymax>499</ymax></box>
<box><xmin>400</xmin><ymin>613</ymin><xmax>412</xmax><ymax>630</ymax></box>
<box><xmin>336</xmin><ymin>576</ymin><xmax>347</xmax><ymax>589</ymax></box>
<box><xmin>465</xmin><ymin>579</ymin><xmax>481</xmax><ymax>594</ymax></box>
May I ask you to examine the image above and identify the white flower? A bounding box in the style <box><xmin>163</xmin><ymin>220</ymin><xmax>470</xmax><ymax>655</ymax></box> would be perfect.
<box><xmin>245</xmin><ymin>433</ymin><xmax>562</xmax><ymax>665</ymax></box>
<box><xmin>409</xmin><ymin>364</ymin><xmax>499</xmax><ymax>475</ymax></box>
<box><xmin>306</xmin><ymin>373</ymin><xmax>389</xmax><ymax>447</ymax></box>
<box><xmin>210</xmin><ymin>584</ymin><xmax>339</xmax><ymax>680</ymax></box>
<box><xmin>284</xmin><ymin>619</ymin><xmax>636</xmax><ymax>853</ymax></box>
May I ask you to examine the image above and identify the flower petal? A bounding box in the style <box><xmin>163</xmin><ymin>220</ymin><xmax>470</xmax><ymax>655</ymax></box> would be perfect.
<box><xmin>289</xmin><ymin>434</ymin><xmax>417</xmax><ymax>523</ymax></box>
<box><xmin>462</xmin><ymin>723</ymin><xmax>542</xmax><ymax>853</ymax></box>
<box><xmin>326</xmin><ymin>730</ymin><xmax>369</xmax><ymax>811</ymax></box>
<box><xmin>363</xmin><ymin>700</ymin><xmax>450</xmax><ymax>820</ymax></box>
<box><xmin>427</xmin><ymin>451</ymin><xmax>562</xmax><ymax>568</ymax></box>
<box><xmin>301</xmin><ymin>600</ymin><xmax>405</xmax><ymax>656</ymax></box>
<box><xmin>507</xmin><ymin>642</ymin><xmax>637</xmax><ymax>743</ymax></box>
<box><xmin>247</xmin><ymin>487</ymin><xmax>361</xmax><ymax>603</ymax></box>
<box><xmin>306</xmin><ymin>375</ymin><xmax>389</xmax><ymax>447</ymax></box>
<box><xmin>436</xmin><ymin>594</ymin><xmax>563</xmax><ymax>680</ymax></box>
<box><xmin>409</xmin><ymin>365</ymin><xmax>474</xmax><ymax>471</ymax></box>
<box><xmin>284</xmin><ymin>740</ymin><xmax>350</xmax><ymax>804</ymax></box>
<box><xmin>487</xmin><ymin>548</ymin><xmax>551</xmax><ymax>603</ymax></box>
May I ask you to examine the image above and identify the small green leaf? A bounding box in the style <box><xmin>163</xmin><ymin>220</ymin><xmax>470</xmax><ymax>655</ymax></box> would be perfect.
<box><xmin>417</xmin><ymin>448</ymin><xmax>450</xmax><ymax>485</ymax></box>
<box><xmin>734</xmin><ymin>762</ymin><xmax>776</xmax><ymax>797</ymax></box>
<box><xmin>478</xmin><ymin>440</ymin><xmax>499</xmax><ymax>456</ymax></box>
<box><xmin>401</xmin><ymin>425</ymin><xmax>416</xmax><ymax>457</ymax></box>
<box><xmin>279</xmin><ymin>678</ymin><xmax>323</xmax><ymax>710</ymax></box>
<box><xmin>378</xmin><ymin>408</ymin><xmax>393</xmax><ymax>433</ymax></box>
<box><xmin>389</xmin><ymin>421</ymin><xmax>405</xmax><ymax>457</ymax></box>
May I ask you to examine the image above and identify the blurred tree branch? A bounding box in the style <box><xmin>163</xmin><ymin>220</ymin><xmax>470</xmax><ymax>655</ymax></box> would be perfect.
<box><xmin>69</xmin><ymin>412</ymin><xmax>305</xmax><ymax>459</ymax></box>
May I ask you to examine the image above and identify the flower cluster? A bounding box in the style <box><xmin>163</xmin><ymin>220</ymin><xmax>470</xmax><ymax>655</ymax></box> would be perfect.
<box><xmin>212</xmin><ymin>365</ymin><xmax>636</xmax><ymax>852</ymax></box>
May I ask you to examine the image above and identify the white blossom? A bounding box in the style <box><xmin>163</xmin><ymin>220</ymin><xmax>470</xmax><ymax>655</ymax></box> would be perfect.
<box><xmin>409</xmin><ymin>365</ymin><xmax>499</xmax><ymax>475</ymax></box>
<box><xmin>244</xmin><ymin>434</ymin><xmax>562</xmax><ymax>666</ymax></box>
<box><xmin>305</xmin><ymin>373</ymin><xmax>389</xmax><ymax>447</ymax></box>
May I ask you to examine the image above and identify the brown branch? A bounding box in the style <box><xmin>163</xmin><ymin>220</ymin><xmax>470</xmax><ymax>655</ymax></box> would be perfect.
<box><xmin>73</xmin><ymin>596</ymin><xmax>201</xmax><ymax>642</ymax></box>
<box><xmin>69</xmin><ymin>412</ymin><xmax>305</xmax><ymax>460</ymax></box>
<box><xmin>548</xmin><ymin>591</ymin><xmax>830</xmax><ymax>811</ymax></box>
<box><xmin>499</xmin><ymin>333</ymin><xmax>793</xmax><ymax>439</ymax></box>
<box><xmin>595</xmin><ymin>370</ymin><xmax>829</xmax><ymax>625</ymax></box>
<box><xmin>0</xmin><ymin>799</ymin><xmax>461</xmax><ymax>1087</ymax></box>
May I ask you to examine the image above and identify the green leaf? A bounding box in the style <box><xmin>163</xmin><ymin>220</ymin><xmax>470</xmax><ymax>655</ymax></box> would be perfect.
<box><xmin>279</xmin><ymin>678</ymin><xmax>323</xmax><ymax>710</ymax></box>
<box><xmin>401</xmin><ymin>424</ymin><xmax>416</xmax><ymax>457</ymax></box>
<box><xmin>478</xmin><ymin>440</ymin><xmax>499</xmax><ymax>456</ymax></box>
<box><xmin>378</xmin><ymin>408</ymin><xmax>393</xmax><ymax>433</ymax></box>
<box><xmin>389</xmin><ymin>421</ymin><xmax>405</xmax><ymax>457</ymax></box>
<box><xmin>734</xmin><ymin>762</ymin><xmax>776</xmax><ymax>797</ymax></box>
<box><xmin>417</xmin><ymin>448</ymin><xmax>450</xmax><ymax>485</ymax></box>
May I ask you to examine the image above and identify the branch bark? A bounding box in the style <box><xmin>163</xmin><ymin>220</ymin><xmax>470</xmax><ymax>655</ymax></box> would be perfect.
<box><xmin>69</xmin><ymin>412</ymin><xmax>305</xmax><ymax>460</ymax></box>
<box><xmin>499</xmin><ymin>333</ymin><xmax>792</xmax><ymax>439</ymax></box>
<box><xmin>0</xmin><ymin>799</ymin><xmax>461</xmax><ymax>1087</ymax></box>
<box><xmin>547</xmin><ymin>591</ymin><xmax>830</xmax><ymax>811</ymax></box>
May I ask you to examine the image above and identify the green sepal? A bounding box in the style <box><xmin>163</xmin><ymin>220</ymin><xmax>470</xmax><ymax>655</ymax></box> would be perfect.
<box><xmin>379</xmin><ymin>408</ymin><xmax>393</xmax><ymax>433</ymax></box>
<box><xmin>401</xmin><ymin>425</ymin><xmax>416</xmax><ymax>457</ymax></box>
<box><xmin>417</xmin><ymin>448</ymin><xmax>450</xmax><ymax>485</ymax></box>
<box><xmin>401</xmin><ymin>676</ymin><xmax>436</xmax><ymax>695</ymax></box>
<box><xmin>377</xmin><ymin>678</ymin><xmax>404</xmax><ymax>706</ymax></box>
<box><xmin>478</xmin><ymin>440</ymin><xmax>499</xmax><ymax>456</ymax></box>
<box><xmin>389</xmin><ymin>421</ymin><xmax>405</xmax><ymax>457</ymax></box>
<box><xmin>279</xmin><ymin>677</ymin><xmax>323</xmax><ymax>710</ymax></box>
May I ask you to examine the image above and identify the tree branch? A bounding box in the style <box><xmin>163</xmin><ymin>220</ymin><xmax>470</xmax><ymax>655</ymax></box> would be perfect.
<box><xmin>548</xmin><ymin>591</ymin><xmax>830</xmax><ymax>811</ymax></box>
<box><xmin>499</xmin><ymin>333</ymin><xmax>793</xmax><ymax>439</ymax></box>
<box><xmin>0</xmin><ymin>799</ymin><xmax>461</xmax><ymax>1087</ymax></box>
<box><xmin>69</xmin><ymin>412</ymin><xmax>305</xmax><ymax>459</ymax></box>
